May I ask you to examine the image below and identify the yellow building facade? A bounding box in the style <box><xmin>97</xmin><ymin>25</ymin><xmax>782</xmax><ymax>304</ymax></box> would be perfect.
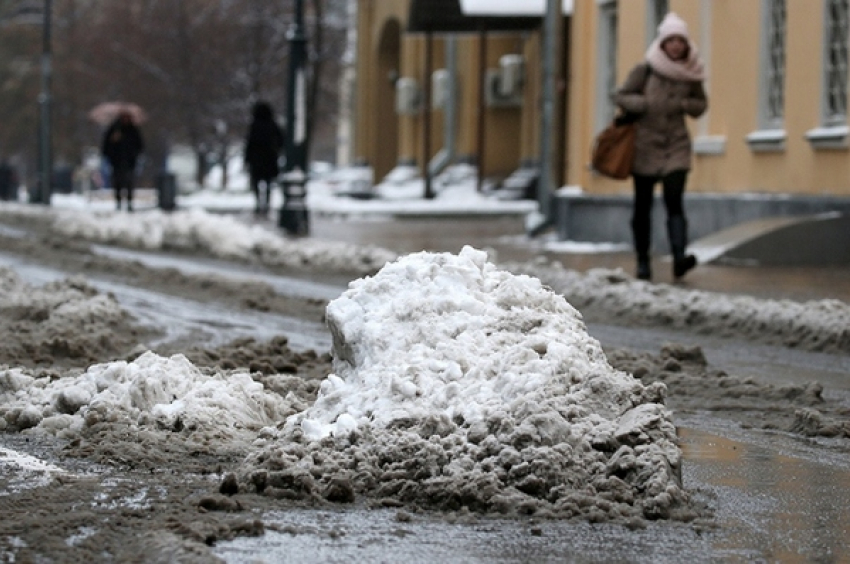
<box><xmin>354</xmin><ymin>0</ymin><xmax>850</xmax><ymax>203</ymax></box>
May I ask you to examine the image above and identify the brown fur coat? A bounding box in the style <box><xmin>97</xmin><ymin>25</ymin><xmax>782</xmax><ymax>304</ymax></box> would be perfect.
<box><xmin>614</xmin><ymin>63</ymin><xmax>707</xmax><ymax>177</ymax></box>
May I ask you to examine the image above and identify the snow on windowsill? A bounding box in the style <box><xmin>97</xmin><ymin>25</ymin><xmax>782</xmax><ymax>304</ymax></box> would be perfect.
<box><xmin>805</xmin><ymin>125</ymin><xmax>850</xmax><ymax>150</ymax></box>
<box><xmin>745</xmin><ymin>129</ymin><xmax>786</xmax><ymax>153</ymax></box>
<box><xmin>694</xmin><ymin>135</ymin><xmax>727</xmax><ymax>155</ymax></box>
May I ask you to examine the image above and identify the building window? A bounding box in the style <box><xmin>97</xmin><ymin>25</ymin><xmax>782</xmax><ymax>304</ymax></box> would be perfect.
<box><xmin>647</xmin><ymin>0</ymin><xmax>669</xmax><ymax>46</ymax></box>
<box><xmin>595</xmin><ymin>0</ymin><xmax>618</xmax><ymax>132</ymax></box>
<box><xmin>748</xmin><ymin>0</ymin><xmax>787</xmax><ymax>151</ymax></box>
<box><xmin>824</xmin><ymin>0</ymin><xmax>849</xmax><ymax>125</ymax></box>
<box><xmin>806</xmin><ymin>0</ymin><xmax>850</xmax><ymax>148</ymax></box>
<box><xmin>764</xmin><ymin>0</ymin><xmax>787</xmax><ymax>126</ymax></box>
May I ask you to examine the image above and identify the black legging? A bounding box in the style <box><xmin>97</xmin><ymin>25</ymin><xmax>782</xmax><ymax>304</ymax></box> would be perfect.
<box><xmin>250</xmin><ymin>174</ymin><xmax>274</xmax><ymax>212</ymax></box>
<box><xmin>631</xmin><ymin>169</ymin><xmax>688</xmax><ymax>258</ymax></box>
<box><xmin>112</xmin><ymin>165</ymin><xmax>135</xmax><ymax>207</ymax></box>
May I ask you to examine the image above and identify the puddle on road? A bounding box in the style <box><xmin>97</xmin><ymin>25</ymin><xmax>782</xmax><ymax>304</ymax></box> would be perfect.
<box><xmin>679</xmin><ymin>426</ymin><xmax>850</xmax><ymax>563</ymax></box>
<box><xmin>214</xmin><ymin>506</ymin><xmax>712</xmax><ymax>564</ymax></box>
<box><xmin>214</xmin><ymin>426</ymin><xmax>850</xmax><ymax>563</ymax></box>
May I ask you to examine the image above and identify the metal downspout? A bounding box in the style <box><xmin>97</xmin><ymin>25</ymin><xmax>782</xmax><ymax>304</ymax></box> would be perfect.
<box><xmin>428</xmin><ymin>36</ymin><xmax>458</xmax><ymax>180</ymax></box>
<box><xmin>536</xmin><ymin>0</ymin><xmax>559</xmax><ymax>226</ymax></box>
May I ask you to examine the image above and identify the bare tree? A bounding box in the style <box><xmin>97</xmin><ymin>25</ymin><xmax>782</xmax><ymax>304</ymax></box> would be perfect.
<box><xmin>0</xmin><ymin>0</ymin><xmax>44</xmax><ymax>182</ymax></box>
<box><xmin>0</xmin><ymin>0</ymin><xmax>349</xmax><ymax>190</ymax></box>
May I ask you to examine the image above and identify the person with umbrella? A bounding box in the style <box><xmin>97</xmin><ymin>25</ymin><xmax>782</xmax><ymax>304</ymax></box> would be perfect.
<box><xmin>101</xmin><ymin>110</ymin><xmax>145</xmax><ymax>212</ymax></box>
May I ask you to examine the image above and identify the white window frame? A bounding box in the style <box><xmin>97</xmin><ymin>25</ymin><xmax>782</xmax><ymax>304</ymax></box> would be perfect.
<box><xmin>807</xmin><ymin>0</ymin><xmax>850</xmax><ymax>149</ymax></box>
<box><xmin>693</xmin><ymin>0</ymin><xmax>726</xmax><ymax>155</ymax></box>
<box><xmin>747</xmin><ymin>0</ymin><xmax>788</xmax><ymax>152</ymax></box>
<box><xmin>594</xmin><ymin>0</ymin><xmax>618</xmax><ymax>133</ymax></box>
<box><xmin>646</xmin><ymin>0</ymin><xmax>668</xmax><ymax>47</ymax></box>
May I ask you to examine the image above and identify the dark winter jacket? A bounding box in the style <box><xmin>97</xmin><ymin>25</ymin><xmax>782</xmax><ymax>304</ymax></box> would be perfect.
<box><xmin>245</xmin><ymin>104</ymin><xmax>284</xmax><ymax>181</ymax></box>
<box><xmin>614</xmin><ymin>63</ymin><xmax>707</xmax><ymax>176</ymax></box>
<box><xmin>102</xmin><ymin>118</ymin><xmax>144</xmax><ymax>171</ymax></box>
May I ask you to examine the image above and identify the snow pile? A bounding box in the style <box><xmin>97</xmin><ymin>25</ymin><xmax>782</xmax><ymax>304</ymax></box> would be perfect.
<box><xmin>0</xmin><ymin>352</ymin><xmax>291</xmax><ymax>442</ymax></box>
<box><xmin>0</xmin><ymin>267</ymin><xmax>141</xmax><ymax>367</ymax></box>
<box><xmin>0</xmin><ymin>268</ymin><xmax>124</xmax><ymax>327</ymax></box>
<box><xmin>0</xmin><ymin>204</ymin><xmax>396</xmax><ymax>275</ymax></box>
<box><xmin>514</xmin><ymin>263</ymin><xmax>850</xmax><ymax>354</ymax></box>
<box><xmin>240</xmin><ymin>247</ymin><xmax>696</xmax><ymax>522</ymax></box>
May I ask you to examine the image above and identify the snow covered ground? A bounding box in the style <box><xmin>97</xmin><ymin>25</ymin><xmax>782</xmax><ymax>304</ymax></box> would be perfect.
<box><xmin>0</xmin><ymin>166</ymin><xmax>848</xmax><ymax>561</ymax></box>
<box><xmin>11</xmin><ymin>168</ymin><xmax>847</xmax><ymax>355</ymax></box>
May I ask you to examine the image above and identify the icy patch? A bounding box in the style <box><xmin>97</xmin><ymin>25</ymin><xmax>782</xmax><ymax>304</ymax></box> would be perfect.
<box><xmin>241</xmin><ymin>247</ymin><xmax>695</xmax><ymax>522</ymax></box>
<box><xmin>0</xmin><ymin>447</ymin><xmax>69</xmax><ymax>493</ymax></box>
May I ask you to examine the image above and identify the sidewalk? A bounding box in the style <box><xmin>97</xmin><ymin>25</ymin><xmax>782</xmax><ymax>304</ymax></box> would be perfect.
<box><xmin>49</xmin><ymin>180</ymin><xmax>850</xmax><ymax>305</ymax></box>
<box><xmin>308</xmin><ymin>211</ymin><xmax>850</xmax><ymax>304</ymax></box>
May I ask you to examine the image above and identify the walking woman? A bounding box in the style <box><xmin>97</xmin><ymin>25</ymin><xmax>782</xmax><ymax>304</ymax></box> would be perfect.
<box><xmin>614</xmin><ymin>12</ymin><xmax>708</xmax><ymax>281</ymax></box>
<box><xmin>102</xmin><ymin>111</ymin><xmax>145</xmax><ymax>212</ymax></box>
<box><xmin>244</xmin><ymin>101</ymin><xmax>284</xmax><ymax>217</ymax></box>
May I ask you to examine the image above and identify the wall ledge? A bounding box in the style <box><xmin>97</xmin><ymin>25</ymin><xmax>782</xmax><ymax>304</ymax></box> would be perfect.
<box><xmin>694</xmin><ymin>135</ymin><xmax>726</xmax><ymax>155</ymax></box>
<box><xmin>745</xmin><ymin>129</ymin><xmax>786</xmax><ymax>153</ymax></box>
<box><xmin>805</xmin><ymin>125</ymin><xmax>850</xmax><ymax>150</ymax></box>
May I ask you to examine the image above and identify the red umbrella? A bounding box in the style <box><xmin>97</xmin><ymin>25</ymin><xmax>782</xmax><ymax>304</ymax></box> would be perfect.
<box><xmin>88</xmin><ymin>102</ymin><xmax>147</xmax><ymax>126</ymax></box>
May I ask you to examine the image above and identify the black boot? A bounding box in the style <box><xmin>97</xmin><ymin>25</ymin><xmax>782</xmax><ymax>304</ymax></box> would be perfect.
<box><xmin>261</xmin><ymin>183</ymin><xmax>271</xmax><ymax>215</ymax></box>
<box><xmin>667</xmin><ymin>215</ymin><xmax>697</xmax><ymax>279</ymax></box>
<box><xmin>636</xmin><ymin>257</ymin><xmax>652</xmax><ymax>280</ymax></box>
<box><xmin>631</xmin><ymin>217</ymin><xmax>652</xmax><ymax>280</ymax></box>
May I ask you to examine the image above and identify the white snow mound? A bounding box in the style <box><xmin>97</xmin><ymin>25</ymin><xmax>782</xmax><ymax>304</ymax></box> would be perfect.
<box><xmin>0</xmin><ymin>352</ymin><xmax>290</xmax><ymax>439</ymax></box>
<box><xmin>250</xmin><ymin>247</ymin><xmax>688</xmax><ymax>521</ymax></box>
<box><xmin>294</xmin><ymin>246</ymin><xmax>667</xmax><ymax>443</ymax></box>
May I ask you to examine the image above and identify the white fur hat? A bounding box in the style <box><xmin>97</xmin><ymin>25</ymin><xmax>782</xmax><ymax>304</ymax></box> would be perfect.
<box><xmin>657</xmin><ymin>12</ymin><xmax>690</xmax><ymax>42</ymax></box>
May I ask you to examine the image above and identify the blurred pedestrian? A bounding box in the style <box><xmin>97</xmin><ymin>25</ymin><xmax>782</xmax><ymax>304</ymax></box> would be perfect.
<box><xmin>614</xmin><ymin>12</ymin><xmax>708</xmax><ymax>281</ymax></box>
<box><xmin>244</xmin><ymin>101</ymin><xmax>284</xmax><ymax>216</ymax></box>
<box><xmin>0</xmin><ymin>161</ymin><xmax>17</xmax><ymax>201</ymax></box>
<box><xmin>101</xmin><ymin>111</ymin><xmax>145</xmax><ymax>212</ymax></box>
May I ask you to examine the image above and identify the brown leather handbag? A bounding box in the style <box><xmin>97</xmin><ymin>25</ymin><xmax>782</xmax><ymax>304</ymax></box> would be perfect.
<box><xmin>591</xmin><ymin>113</ymin><xmax>639</xmax><ymax>180</ymax></box>
<box><xmin>591</xmin><ymin>64</ymin><xmax>651</xmax><ymax>180</ymax></box>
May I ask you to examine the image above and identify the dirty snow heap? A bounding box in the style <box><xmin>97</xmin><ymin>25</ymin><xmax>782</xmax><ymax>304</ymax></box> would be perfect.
<box><xmin>241</xmin><ymin>246</ymin><xmax>701</xmax><ymax>523</ymax></box>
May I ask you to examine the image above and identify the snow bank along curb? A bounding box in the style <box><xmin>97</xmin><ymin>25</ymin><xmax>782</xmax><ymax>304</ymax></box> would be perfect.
<box><xmin>0</xmin><ymin>204</ymin><xmax>397</xmax><ymax>275</ymax></box>
<box><xmin>3</xmin><ymin>202</ymin><xmax>846</xmax><ymax>356</ymax></box>
<box><xmin>510</xmin><ymin>261</ymin><xmax>850</xmax><ymax>354</ymax></box>
<box><xmin>239</xmin><ymin>247</ymin><xmax>702</xmax><ymax>523</ymax></box>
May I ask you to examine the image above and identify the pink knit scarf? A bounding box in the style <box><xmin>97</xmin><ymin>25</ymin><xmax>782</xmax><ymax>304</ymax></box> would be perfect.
<box><xmin>645</xmin><ymin>38</ymin><xmax>706</xmax><ymax>82</ymax></box>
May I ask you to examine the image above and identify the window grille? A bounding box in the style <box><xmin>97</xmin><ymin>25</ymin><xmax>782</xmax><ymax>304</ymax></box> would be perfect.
<box><xmin>825</xmin><ymin>0</ymin><xmax>849</xmax><ymax>124</ymax></box>
<box><xmin>765</xmin><ymin>0</ymin><xmax>786</xmax><ymax>124</ymax></box>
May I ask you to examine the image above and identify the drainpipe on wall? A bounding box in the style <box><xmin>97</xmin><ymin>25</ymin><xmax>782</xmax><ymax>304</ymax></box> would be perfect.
<box><xmin>476</xmin><ymin>24</ymin><xmax>488</xmax><ymax>192</ymax></box>
<box><xmin>423</xmin><ymin>30</ymin><xmax>434</xmax><ymax>199</ymax></box>
<box><xmin>428</xmin><ymin>36</ymin><xmax>458</xmax><ymax>180</ymax></box>
<box><xmin>530</xmin><ymin>0</ymin><xmax>559</xmax><ymax>236</ymax></box>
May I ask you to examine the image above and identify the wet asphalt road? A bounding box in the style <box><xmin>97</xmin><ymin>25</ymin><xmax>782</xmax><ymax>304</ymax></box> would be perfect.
<box><xmin>2</xmin><ymin>211</ymin><xmax>849</xmax><ymax>562</ymax></box>
<box><xmin>110</xmin><ymin>212</ymin><xmax>849</xmax><ymax>562</ymax></box>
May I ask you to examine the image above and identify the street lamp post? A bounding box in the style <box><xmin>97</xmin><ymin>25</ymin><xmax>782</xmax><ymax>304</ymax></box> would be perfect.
<box><xmin>278</xmin><ymin>0</ymin><xmax>309</xmax><ymax>236</ymax></box>
<box><xmin>35</xmin><ymin>0</ymin><xmax>52</xmax><ymax>205</ymax></box>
